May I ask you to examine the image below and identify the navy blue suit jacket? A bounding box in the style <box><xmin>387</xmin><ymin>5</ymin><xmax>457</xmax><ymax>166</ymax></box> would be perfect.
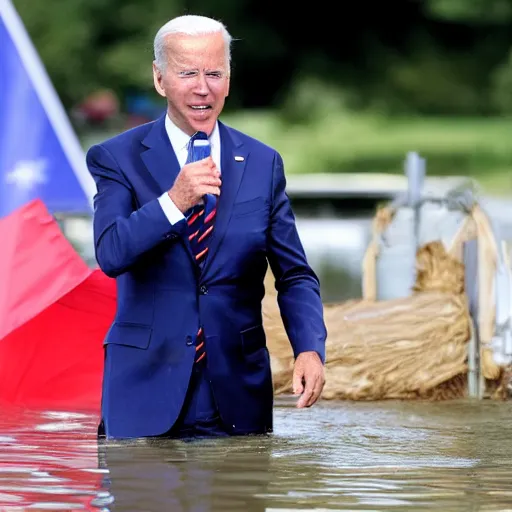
<box><xmin>86</xmin><ymin>114</ymin><xmax>327</xmax><ymax>439</ymax></box>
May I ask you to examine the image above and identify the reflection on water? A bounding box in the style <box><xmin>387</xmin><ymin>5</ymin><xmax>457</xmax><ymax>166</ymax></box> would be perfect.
<box><xmin>1</xmin><ymin>398</ymin><xmax>512</xmax><ymax>510</ymax></box>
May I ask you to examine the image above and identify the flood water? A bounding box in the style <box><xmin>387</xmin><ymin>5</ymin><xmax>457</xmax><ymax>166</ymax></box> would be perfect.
<box><xmin>1</xmin><ymin>397</ymin><xmax>512</xmax><ymax>511</ymax></box>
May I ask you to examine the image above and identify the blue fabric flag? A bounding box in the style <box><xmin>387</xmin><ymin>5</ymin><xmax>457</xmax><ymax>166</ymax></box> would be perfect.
<box><xmin>0</xmin><ymin>0</ymin><xmax>95</xmax><ymax>217</ymax></box>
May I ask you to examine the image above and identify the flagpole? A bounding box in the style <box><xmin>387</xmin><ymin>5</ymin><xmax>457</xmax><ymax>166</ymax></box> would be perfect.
<box><xmin>0</xmin><ymin>0</ymin><xmax>95</xmax><ymax>210</ymax></box>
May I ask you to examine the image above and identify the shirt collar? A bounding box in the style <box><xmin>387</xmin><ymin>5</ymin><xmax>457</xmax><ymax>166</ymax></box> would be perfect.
<box><xmin>164</xmin><ymin>114</ymin><xmax>219</xmax><ymax>152</ymax></box>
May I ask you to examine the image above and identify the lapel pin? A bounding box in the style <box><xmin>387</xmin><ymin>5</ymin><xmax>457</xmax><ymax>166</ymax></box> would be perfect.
<box><xmin>234</xmin><ymin>156</ymin><xmax>245</xmax><ymax>162</ymax></box>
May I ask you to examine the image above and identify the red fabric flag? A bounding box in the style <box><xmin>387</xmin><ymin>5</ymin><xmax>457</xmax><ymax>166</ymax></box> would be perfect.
<box><xmin>0</xmin><ymin>199</ymin><xmax>115</xmax><ymax>411</ymax></box>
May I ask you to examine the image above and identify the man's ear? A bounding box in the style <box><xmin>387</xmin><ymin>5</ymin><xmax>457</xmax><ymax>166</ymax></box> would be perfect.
<box><xmin>152</xmin><ymin>62</ymin><xmax>166</xmax><ymax>98</ymax></box>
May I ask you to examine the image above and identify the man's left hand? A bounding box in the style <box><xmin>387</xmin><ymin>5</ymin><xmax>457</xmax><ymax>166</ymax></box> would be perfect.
<box><xmin>292</xmin><ymin>351</ymin><xmax>325</xmax><ymax>408</ymax></box>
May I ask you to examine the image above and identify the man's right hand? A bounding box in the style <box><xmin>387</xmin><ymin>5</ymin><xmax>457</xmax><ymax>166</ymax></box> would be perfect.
<box><xmin>168</xmin><ymin>157</ymin><xmax>221</xmax><ymax>213</ymax></box>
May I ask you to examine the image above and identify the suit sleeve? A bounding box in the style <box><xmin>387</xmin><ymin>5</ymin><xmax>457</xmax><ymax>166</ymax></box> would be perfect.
<box><xmin>87</xmin><ymin>143</ymin><xmax>188</xmax><ymax>278</ymax></box>
<box><xmin>266</xmin><ymin>152</ymin><xmax>327</xmax><ymax>362</ymax></box>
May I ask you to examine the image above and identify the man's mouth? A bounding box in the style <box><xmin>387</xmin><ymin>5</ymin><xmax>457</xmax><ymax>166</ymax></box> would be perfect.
<box><xmin>190</xmin><ymin>105</ymin><xmax>212</xmax><ymax>110</ymax></box>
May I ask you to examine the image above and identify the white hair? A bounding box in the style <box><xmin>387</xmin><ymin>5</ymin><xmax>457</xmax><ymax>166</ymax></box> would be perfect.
<box><xmin>153</xmin><ymin>15</ymin><xmax>232</xmax><ymax>71</ymax></box>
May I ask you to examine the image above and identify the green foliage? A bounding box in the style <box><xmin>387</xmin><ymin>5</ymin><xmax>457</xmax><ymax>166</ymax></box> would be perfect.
<box><xmin>12</xmin><ymin>0</ymin><xmax>96</xmax><ymax>104</ymax></box>
<box><xmin>490</xmin><ymin>49</ymin><xmax>512</xmax><ymax>114</ymax></box>
<box><xmin>10</xmin><ymin>0</ymin><xmax>512</xmax><ymax>117</ymax></box>
<box><xmin>12</xmin><ymin>0</ymin><xmax>186</xmax><ymax>104</ymax></box>
<box><xmin>219</xmin><ymin>108</ymin><xmax>512</xmax><ymax>194</ymax></box>
<box><xmin>381</xmin><ymin>45</ymin><xmax>486</xmax><ymax>115</ymax></box>
<box><xmin>280</xmin><ymin>77</ymin><xmax>354</xmax><ymax>124</ymax></box>
<box><xmin>425</xmin><ymin>0</ymin><xmax>512</xmax><ymax>23</ymax></box>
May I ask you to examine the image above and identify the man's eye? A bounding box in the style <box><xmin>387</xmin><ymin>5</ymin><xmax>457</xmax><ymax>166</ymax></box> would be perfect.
<box><xmin>207</xmin><ymin>72</ymin><xmax>222</xmax><ymax>78</ymax></box>
<box><xmin>179</xmin><ymin>71</ymin><xmax>197</xmax><ymax>77</ymax></box>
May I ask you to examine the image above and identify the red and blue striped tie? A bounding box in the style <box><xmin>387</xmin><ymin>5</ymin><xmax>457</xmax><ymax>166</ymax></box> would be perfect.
<box><xmin>186</xmin><ymin>131</ymin><xmax>217</xmax><ymax>267</ymax></box>
<box><xmin>185</xmin><ymin>131</ymin><xmax>216</xmax><ymax>364</ymax></box>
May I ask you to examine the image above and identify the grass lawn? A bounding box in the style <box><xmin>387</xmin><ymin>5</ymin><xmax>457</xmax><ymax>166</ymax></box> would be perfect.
<box><xmin>80</xmin><ymin>110</ymin><xmax>512</xmax><ymax>196</ymax></box>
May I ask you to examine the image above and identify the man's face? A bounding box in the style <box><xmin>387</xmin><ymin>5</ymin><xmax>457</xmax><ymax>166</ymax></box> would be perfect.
<box><xmin>153</xmin><ymin>32</ymin><xmax>230</xmax><ymax>136</ymax></box>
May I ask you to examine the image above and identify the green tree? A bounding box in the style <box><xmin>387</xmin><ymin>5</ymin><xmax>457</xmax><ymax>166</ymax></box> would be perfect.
<box><xmin>425</xmin><ymin>0</ymin><xmax>512</xmax><ymax>114</ymax></box>
<box><xmin>426</xmin><ymin>0</ymin><xmax>512</xmax><ymax>23</ymax></box>
<box><xmin>13</xmin><ymin>0</ymin><xmax>186</xmax><ymax>106</ymax></box>
<box><xmin>12</xmin><ymin>0</ymin><xmax>512</xmax><ymax>116</ymax></box>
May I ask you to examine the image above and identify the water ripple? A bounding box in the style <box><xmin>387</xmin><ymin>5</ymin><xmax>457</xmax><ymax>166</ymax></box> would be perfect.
<box><xmin>0</xmin><ymin>398</ymin><xmax>511</xmax><ymax>510</ymax></box>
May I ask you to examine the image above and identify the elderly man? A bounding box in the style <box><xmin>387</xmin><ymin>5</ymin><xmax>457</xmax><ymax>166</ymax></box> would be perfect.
<box><xmin>86</xmin><ymin>14</ymin><xmax>327</xmax><ymax>439</ymax></box>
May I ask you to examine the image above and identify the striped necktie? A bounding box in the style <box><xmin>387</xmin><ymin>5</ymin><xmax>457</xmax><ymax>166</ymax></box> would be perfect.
<box><xmin>185</xmin><ymin>131</ymin><xmax>216</xmax><ymax>364</ymax></box>
<box><xmin>185</xmin><ymin>131</ymin><xmax>217</xmax><ymax>266</ymax></box>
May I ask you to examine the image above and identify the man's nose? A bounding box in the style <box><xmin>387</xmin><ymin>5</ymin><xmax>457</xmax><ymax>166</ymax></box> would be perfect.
<box><xmin>194</xmin><ymin>73</ymin><xmax>209</xmax><ymax>95</ymax></box>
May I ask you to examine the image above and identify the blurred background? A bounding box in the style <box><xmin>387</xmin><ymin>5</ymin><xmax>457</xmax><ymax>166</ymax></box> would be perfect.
<box><xmin>12</xmin><ymin>0</ymin><xmax>512</xmax><ymax>302</ymax></box>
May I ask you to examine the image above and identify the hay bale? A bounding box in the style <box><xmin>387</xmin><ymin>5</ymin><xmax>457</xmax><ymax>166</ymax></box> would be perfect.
<box><xmin>319</xmin><ymin>291</ymin><xmax>470</xmax><ymax>400</ymax></box>
<box><xmin>414</xmin><ymin>241</ymin><xmax>465</xmax><ymax>295</ymax></box>
<box><xmin>364</xmin><ymin>199</ymin><xmax>504</xmax><ymax>384</ymax></box>
<box><xmin>265</xmin><ymin>241</ymin><xmax>472</xmax><ymax>400</ymax></box>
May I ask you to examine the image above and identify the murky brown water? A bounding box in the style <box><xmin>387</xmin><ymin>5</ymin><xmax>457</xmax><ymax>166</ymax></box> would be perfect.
<box><xmin>1</xmin><ymin>397</ymin><xmax>512</xmax><ymax>511</ymax></box>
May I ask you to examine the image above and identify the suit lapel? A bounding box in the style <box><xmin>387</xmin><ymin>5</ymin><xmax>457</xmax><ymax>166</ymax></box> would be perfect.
<box><xmin>140</xmin><ymin>114</ymin><xmax>181</xmax><ymax>196</ymax></box>
<box><xmin>140</xmin><ymin>114</ymin><xmax>196</xmax><ymax>266</ymax></box>
<box><xmin>201</xmin><ymin>122</ymin><xmax>248</xmax><ymax>276</ymax></box>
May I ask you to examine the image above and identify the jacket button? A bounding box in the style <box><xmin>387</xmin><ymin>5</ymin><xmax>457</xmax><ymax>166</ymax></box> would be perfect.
<box><xmin>186</xmin><ymin>336</ymin><xmax>193</xmax><ymax>346</ymax></box>
<box><xmin>199</xmin><ymin>285</ymin><xmax>208</xmax><ymax>295</ymax></box>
